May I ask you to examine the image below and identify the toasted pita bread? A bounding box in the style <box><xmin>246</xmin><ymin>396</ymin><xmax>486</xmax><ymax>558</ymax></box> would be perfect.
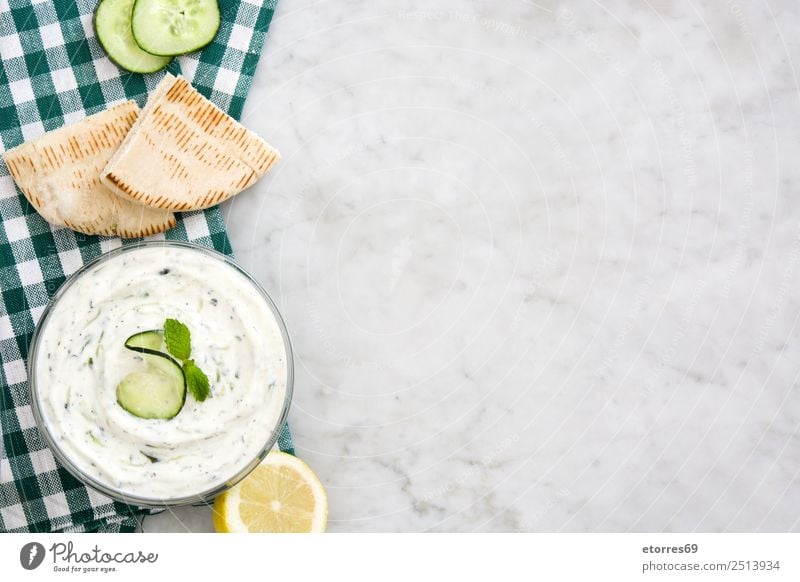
<box><xmin>101</xmin><ymin>74</ymin><xmax>280</xmax><ymax>211</ymax></box>
<box><xmin>3</xmin><ymin>101</ymin><xmax>176</xmax><ymax>238</ymax></box>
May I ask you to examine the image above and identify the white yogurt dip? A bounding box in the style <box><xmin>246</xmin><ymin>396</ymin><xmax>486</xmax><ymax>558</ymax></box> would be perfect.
<box><xmin>32</xmin><ymin>243</ymin><xmax>290</xmax><ymax>501</ymax></box>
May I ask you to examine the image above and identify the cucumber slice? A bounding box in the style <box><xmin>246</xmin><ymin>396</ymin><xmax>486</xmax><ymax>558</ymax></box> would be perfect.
<box><xmin>94</xmin><ymin>0</ymin><xmax>172</xmax><ymax>73</ymax></box>
<box><xmin>119</xmin><ymin>330</ymin><xmax>186</xmax><ymax>419</ymax></box>
<box><xmin>116</xmin><ymin>367</ymin><xmax>185</xmax><ymax>419</ymax></box>
<box><xmin>125</xmin><ymin>330</ymin><xmax>178</xmax><ymax>375</ymax></box>
<box><xmin>125</xmin><ymin>330</ymin><xmax>164</xmax><ymax>352</ymax></box>
<box><xmin>131</xmin><ymin>0</ymin><xmax>221</xmax><ymax>56</ymax></box>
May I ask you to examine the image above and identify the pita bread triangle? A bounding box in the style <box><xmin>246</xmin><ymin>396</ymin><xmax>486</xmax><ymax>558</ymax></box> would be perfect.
<box><xmin>101</xmin><ymin>74</ymin><xmax>280</xmax><ymax>211</ymax></box>
<box><xmin>3</xmin><ymin>101</ymin><xmax>176</xmax><ymax>238</ymax></box>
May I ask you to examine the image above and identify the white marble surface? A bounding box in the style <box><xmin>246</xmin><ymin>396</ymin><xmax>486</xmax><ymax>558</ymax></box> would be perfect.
<box><xmin>144</xmin><ymin>0</ymin><xmax>800</xmax><ymax>532</ymax></box>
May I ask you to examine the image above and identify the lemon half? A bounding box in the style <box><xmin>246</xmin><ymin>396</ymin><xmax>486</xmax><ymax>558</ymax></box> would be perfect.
<box><xmin>213</xmin><ymin>451</ymin><xmax>327</xmax><ymax>533</ymax></box>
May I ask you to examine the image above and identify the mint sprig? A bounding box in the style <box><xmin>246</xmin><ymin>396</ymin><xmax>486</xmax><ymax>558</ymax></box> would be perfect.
<box><xmin>164</xmin><ymin>317</ymin><xmax>210</xmax><ymax>403</ymax></box>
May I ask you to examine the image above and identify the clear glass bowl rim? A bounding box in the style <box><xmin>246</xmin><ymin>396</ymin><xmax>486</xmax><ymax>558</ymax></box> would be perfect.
<box><xmin>27</xmin><ymin>240</ymin><xmax>294</xmax><ymax>508</ymax></box>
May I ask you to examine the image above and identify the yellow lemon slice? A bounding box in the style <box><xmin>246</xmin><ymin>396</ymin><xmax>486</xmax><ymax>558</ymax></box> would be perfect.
<box><xmin>213</xmin><ymin>451</ymin><xmax>327</xmax><ymax>533</ymax></box>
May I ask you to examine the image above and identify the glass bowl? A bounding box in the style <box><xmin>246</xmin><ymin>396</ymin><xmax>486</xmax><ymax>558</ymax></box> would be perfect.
<box><xmin>27</xmin><ymin>240</ymin><xmax>293</xmax><ymax>507</ymax></box>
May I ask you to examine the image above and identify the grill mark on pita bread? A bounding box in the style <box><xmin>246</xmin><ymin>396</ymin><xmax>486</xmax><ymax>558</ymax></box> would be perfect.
<box><xmin>194</xmin><ymin>106</ymin><xmax>214</xmax><ymax>131</ymax></box>
<box><xmin>124</xmin><ymin>110</ymin><xmax>137</xmax><ymax>125</ymax></box>
<box><xmin>154</xmin><ymin>110</ymin><xmax>176</xmax><ymax>132</ymax></box>
<box><xmin>67</xmin><ymin>137</ymin><xmax>82</xmax><ymax>159</ymax></box>
<box><xmin>63</xmin><ymin>219</ymin><xmax>76</xmax><ymax>230</ymax></box>
<box><xmin>193</xmin><ymin>142</ymin><xmax>208</xmax><ymax>158</ymax></box>
<box><xmin>168</xmin><ymin>120</ymin><xmax>186</xmax><ymax>146</ymax></box>
<box><xmin>256</xmin><ymin>151</ymin><xmax>276</xmax><ymax>174</ymax></box>
<box><xmin>5</xmin><ymin>157</ymin><xmax>20</xmax><ymax>177</ymax></box>
<box><xmin>97</xmin><ymin>131</ymin><xmax>110</xmax><ymax>154</ymax></box>
<box><xmin>176</xmin><ymin>81</ymin><xmax>201</xmax><ymax>105</ymax></box>
<box><xmin>143</xmin><ymin>131</ymin><xmax>160</xmax><ymax>150</ymax></box>
<box><xmin>87</xmin><ymin>135</ymin><xmax>101</xmax><ymax>156</ymax></box>
<box><xmin>105</xmin><ymin>172</ymin><xmax>133</xmax><ymax>194</ymax></box>
<box><xmin>175</xmin><ymin>124</ymin><xmax>193</xmax><ymax>149</ymax></box>
<box><xmin>41</xmin><ymin>146</ymin><xmax>58</xmax><ymax>169</ymax></box>
<box><xmin>165</xmin><ymin>78</ymin><xmax>185</xmax><ymax>101</ymax></box>
<box><xmin>232</xmin><ymin>129</ymin><xmax>248</xmax><ymax>145</ymax></box>
<box><xmin>55</xmin><ymin>144</ymin><xmax>68</xmax><ymax>164</ymax></box>
<box><xmin>190</xmin><ymin>104</ymin><xmax>216</xmax><ymax>130</ymax></box>
<box><xmin>97</xmin><ymin>128</ymin><xmax>112</xmax><ymax>150</ymax></box>
<box><xmin>117</xmin><ymin>214</ymin><xmax>176</xmax><ymax>238</ymax></box>
<box><xmin>168</xmin><ymin>160</ymin><xmax>184</xmax><ymax>180</ymax></box>
<box><xmin>201</xmin><ymin>107</ymin><xmax>225</xmax><ymax>132</ymax></box>
<box><xmin>88</xmin><ymin>132</ymin><xmax>100</xmax><ymax>153</ymax></box>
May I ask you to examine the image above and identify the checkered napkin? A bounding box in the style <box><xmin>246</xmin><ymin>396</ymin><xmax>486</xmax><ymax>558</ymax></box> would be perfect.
<box><xmin>0</xmin><ymin>0</ymin><xmax>293</xmax><ymax>532</ymax></box>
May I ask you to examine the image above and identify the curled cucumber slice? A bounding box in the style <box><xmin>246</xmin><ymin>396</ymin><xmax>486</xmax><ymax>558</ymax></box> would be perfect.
<box><xmin>94</xmin><ymin>0</ymin><xmax>172</xmax><ymax>73</ymax></box>
<box><xmin>125</xmin><ymin>330</ymin><xmax>164</xmax><ymax>352</ymax></box>
<box><xmin>118</xmin><ymin>330</ymin><xmax>186</xmax><ymax>419</ymax></box>
<box><xmin>131</xmin><ymin>0</ymin><xmax>221</xmax><ymax>56</ymax></box>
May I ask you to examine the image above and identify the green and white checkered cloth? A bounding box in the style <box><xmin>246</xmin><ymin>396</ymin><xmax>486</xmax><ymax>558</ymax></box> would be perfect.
<box><xmin>0</xmin><ymin>0</ymin><xmax>293</xmax><ymax>532</ymax></box>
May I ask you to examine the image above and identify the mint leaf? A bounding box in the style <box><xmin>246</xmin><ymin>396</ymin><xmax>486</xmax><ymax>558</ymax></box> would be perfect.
<box><xmin>184</xmin><ymin>360</ymin><xmax>210</xmax><ymax>402</ymax></box>
<box><xmin>164</xmin><ymin>318</ymin><xmax>191</xmax><ymax>360</ymax></box>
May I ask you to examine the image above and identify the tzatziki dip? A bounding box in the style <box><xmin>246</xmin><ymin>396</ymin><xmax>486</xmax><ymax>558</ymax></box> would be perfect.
<box><xmin>30</xmin><ymin>243</ymin><xmax>290</xmax><ymax>501</ymax></box>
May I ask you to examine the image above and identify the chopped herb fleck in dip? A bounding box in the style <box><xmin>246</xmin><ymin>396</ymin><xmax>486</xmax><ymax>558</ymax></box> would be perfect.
<box><xmin>32</xmin><ymin>245</ymin><xmax>289</xmax><ymax>500</ymax></box>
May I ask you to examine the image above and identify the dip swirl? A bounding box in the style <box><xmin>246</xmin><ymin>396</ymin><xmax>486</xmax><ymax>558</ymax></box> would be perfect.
<box><xmin>31</xmin><ymin>243</ymin><xmax>290</xmax><ymax>501</ymax></box>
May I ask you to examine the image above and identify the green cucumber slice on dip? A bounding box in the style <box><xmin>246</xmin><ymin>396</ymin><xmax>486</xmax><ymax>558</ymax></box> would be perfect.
<box><xmin>125</xmin><ymin>330</ymin><xmax>164</xmax><ymax>352</ymax></box>
<box><xmin>118</xmin><ymin>330</ymin><xmax>186</xmax><ymax>419</ymax></box>
<box><xmin>125</xmin><ymin>330</ymin><xmax>180</xmax><ymax>377</ymax></box>
<box><xmin>94</xmin><ymin>0</ymin><xmax>172</xmax><ymax>73</ymax></box>
<box><xmin>131</xmin><ymin>0</ymin><xmax>221</xmax><ymax>56</ymax></box>
<box><xmin>116</xmin><ymin>365</ymin><xmax>186</xmax><ymax>419</ymax></box>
